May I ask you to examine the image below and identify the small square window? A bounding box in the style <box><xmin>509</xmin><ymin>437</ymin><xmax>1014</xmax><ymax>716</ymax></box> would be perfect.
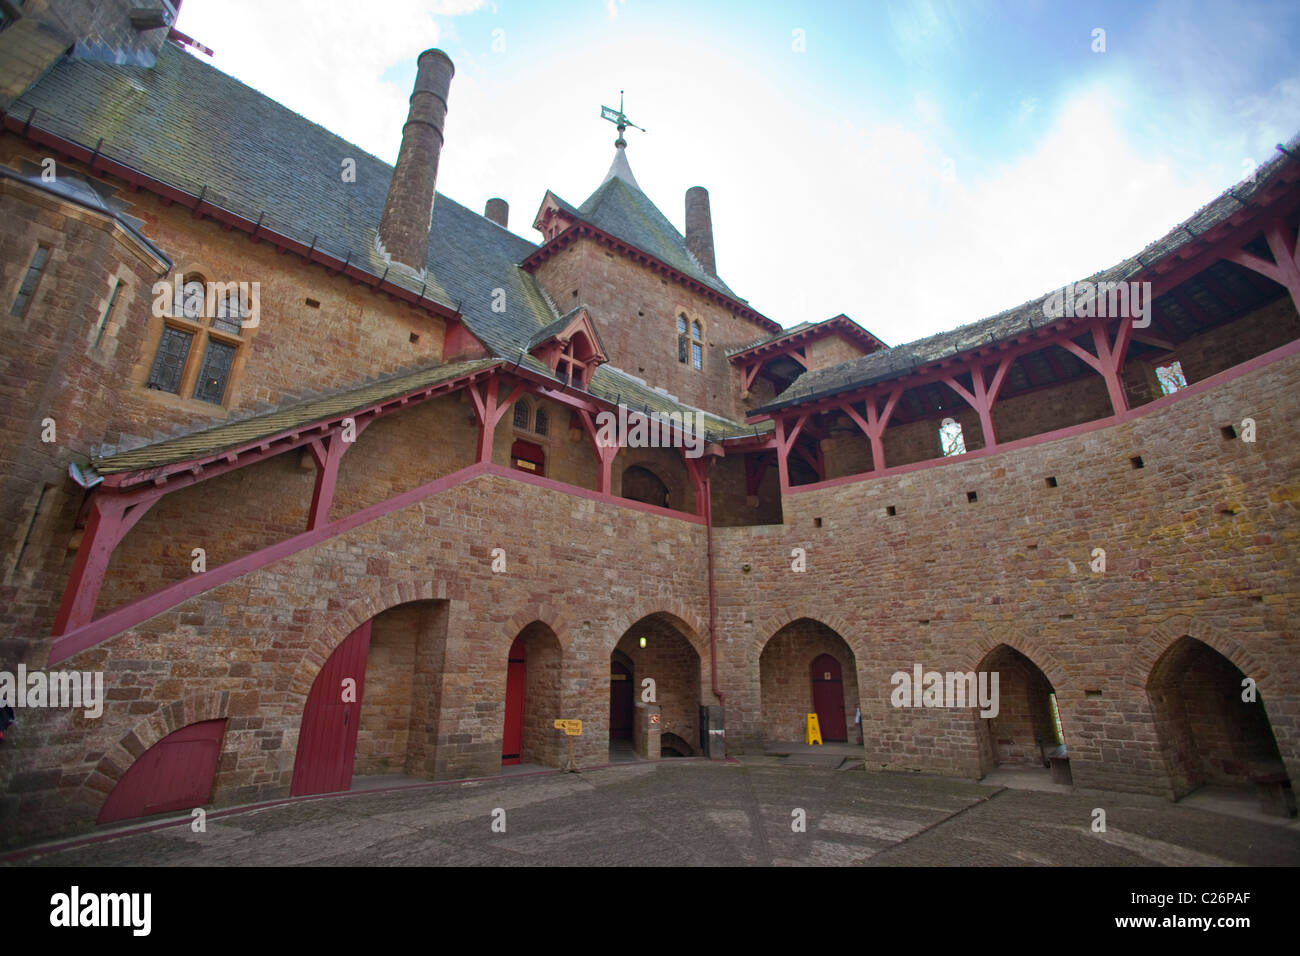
<box><xmin>1154</xmin><ymin>360</ymin><xmax>1187</xmax><ymax>396</ymax></box>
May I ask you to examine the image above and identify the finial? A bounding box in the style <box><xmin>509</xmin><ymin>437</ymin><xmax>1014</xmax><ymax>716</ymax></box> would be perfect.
<box><xmin>600</xmin><ymin>90</ymin><xmax>645</xmax><ymax>149</ymax></box>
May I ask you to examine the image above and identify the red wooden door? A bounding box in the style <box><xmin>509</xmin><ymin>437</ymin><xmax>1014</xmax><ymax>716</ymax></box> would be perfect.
<box><xmin>609</xmin><ymin>661</ymin><xmax>633</xmax><ymax>739</ymax></box>
<box><xmin>811</xmin><ymin>654</ymin><xmax>848</xmax><ymax>742</ymax></box>
<box><xmin>98</xmin><ymin>719</ymin><xmax>227</xmax><ymax>823</ymax></box>
<box><xmin>291</xmin><ymin>621</ymin><xmax>372</xmax><ymax>796</ymax></box>
<box><xmin>502</xmin><ymin>637</ymin><xmax>526</xmax><ymax>764</ymax></box>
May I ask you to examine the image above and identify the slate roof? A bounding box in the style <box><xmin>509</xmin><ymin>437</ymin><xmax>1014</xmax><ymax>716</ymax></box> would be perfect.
<box><xmin>550</xmin><ymin>164</ymin><xmax>743</xmax><ymax>300</ymax></box>
<box><xmin>8</xmin><ymin>41</ymin><xmax>558</xmax><ymax>369</ymax></box>
<box><xmin>755</xmin><ymin>134</ymin><xmax>1300</xmax><ymax>415</ymax></box>
<box><xmin>93</xmin><ymin>359</ymin><xmax>500</xmax><ymax>474</ymax></box>
<box><xmin>8</xmin><ymin>41</ymin><xmax>772</xmax><ymax>466</ymax></box>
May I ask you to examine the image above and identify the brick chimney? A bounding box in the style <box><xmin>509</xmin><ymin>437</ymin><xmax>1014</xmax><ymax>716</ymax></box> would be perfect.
<box><xmin>484</xmin><ymin>197</ymin><xmax>509</xmax><ymax>228</ymax></box>
<box><xmin>684</xmin><ymin>186</ymin><xmax>716</xmax><ymax>277</ymax></box>
<box><xmin>377</xmin><ymin>48</ymin><xmax>455</xmax><ymax>271</ymax></box>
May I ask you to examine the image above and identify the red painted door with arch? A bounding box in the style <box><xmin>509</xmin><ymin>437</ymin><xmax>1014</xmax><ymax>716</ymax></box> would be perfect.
<box><xmin>98</xmin><ymin>719</ymin><xmax>227</xmax><ymax>823</ymax></box>
<box><xmin>502</xmin><ymin>637</ymin><xmax>526</xmax><ymax>764</ymax></box>
<box><xmin>291</xmin><ymin>621</ymin><xmax>372</xmax><ymax>796</ymax></box>
<box><xmin>811</xmin><ymin>654</ymin><xmax>848</xmax><ymax>742</ymax></box>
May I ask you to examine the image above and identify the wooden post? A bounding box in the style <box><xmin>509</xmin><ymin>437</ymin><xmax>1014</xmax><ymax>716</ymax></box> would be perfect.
<box><xmin>51</xmin><ymin>489</ymin><xmax>164</xmax><ymax>635</ymax></box>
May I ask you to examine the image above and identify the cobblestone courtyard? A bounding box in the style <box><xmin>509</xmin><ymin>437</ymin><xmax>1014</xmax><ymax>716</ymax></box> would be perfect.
<box><xmin>11</xmin><ymin>759</ymin><xmax>1300</xmax><ymax>867</ymax></box>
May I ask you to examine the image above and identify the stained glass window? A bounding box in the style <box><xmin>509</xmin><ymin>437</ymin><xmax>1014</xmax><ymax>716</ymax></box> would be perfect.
<box><xmin>194</xmin><ymin>339</ymin><xmax>236</xmax><ymax>404</ymax></box>
<box><xmin>147</xmin><ymin>327</ymin><xmax>193</xmax><ymax>393</ymax></box>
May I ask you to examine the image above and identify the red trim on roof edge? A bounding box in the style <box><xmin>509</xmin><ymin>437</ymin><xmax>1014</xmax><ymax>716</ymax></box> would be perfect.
<box><xmin>2</xmin><ymin>115</ymin><xmax>462</xmax><ymax>324</ymax></box>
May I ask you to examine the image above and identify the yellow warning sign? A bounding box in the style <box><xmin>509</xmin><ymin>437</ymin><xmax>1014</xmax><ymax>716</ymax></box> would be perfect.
<box><xmin>805</xmin><ymin>713</ymin><xmax>823</xmax><ymax>746</ymax></box>
<box><xmin>553</xmin><ymin>719</ymin><xmax>583</xmax><ymax>737</ymax></box>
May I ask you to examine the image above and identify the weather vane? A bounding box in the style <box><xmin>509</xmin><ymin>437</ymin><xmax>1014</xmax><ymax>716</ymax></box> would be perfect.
<box><xmin>600</xmin><ymin>91</ymin><xmax>645</xmax><ymax>148</ymax></box>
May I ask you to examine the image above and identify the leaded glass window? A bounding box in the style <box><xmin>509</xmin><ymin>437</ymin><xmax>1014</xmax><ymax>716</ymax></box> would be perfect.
<box><xmin>147</xmin><ymin>327</ymin><xmax>194</xmax><ymax>393</ymax></box>
<box><xmin>194</xmin><ymin>339</ymin><xmax>236</xmax><ymax>404</ymax></box>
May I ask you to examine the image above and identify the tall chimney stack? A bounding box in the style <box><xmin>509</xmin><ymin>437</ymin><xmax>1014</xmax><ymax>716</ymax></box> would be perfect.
<box><xmin>378</xmin><ymin>48</ymin><xmax>455</xmax><ymax>271</ymax></box>
<box><xmin>684</xmin><ymin>186</ymin><xmax>716</xmax><ymax>278</ymax></box>
<box><xmin>484</xmin><ymin>197</ymin><xmax>509</xmax><ymax>228</ymax></box>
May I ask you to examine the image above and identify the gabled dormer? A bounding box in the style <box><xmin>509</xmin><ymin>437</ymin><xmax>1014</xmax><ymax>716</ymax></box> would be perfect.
<box><xmin>532</xmin><ymin>191</ymin><xmax>579</xmax><ymax>243</ymax></box>
<box><xmin>527</xmin><ymin>305</ymin><xmax>608</xmax><ymax>388</ymax></box>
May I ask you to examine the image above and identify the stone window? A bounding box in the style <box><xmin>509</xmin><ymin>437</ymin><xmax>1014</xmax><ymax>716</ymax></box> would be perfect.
<box><xmin>10</xmin><ymin>244</ymin><xmax>50</xmax><ymax>317</ymax></box>
<box><xmin>534</xmin><ymin>406</ymin><xmax>548</xmax><ymax>437</ymax></box>
<box><xmin>145</xmin><ymin>273</ymin><xmax>246</xmax><ymax>405</ymax></box>
<box><xmin>677</xmin><ymin>314</ymin><xmax>688</xmax><ymax>363</ymax></box>
<box><xmin>513</xmin><ymin>398</ymin><xmax>531</xmax><ymax>429</ymax></box>
<box><xmin>691</xmin><ymin>320</ymin><xmax>703</xmax><ymax>370</ymax></box>
<box><xmin>146</xmin><ymin>326</ymin><xmax>194</xmax><ymax>393</ymax></box>
<box><xmin>94</xmin><ymin>279</ymin><xmax>123</xmax><ymax>349</ymax></box>
<box><xmin>939</xmin><ymin>417</ymin><xmax>966</xmax><ymax>457</ymax></box>
<box><xmin>1155</xmin><ymin>360</ymin><xmax>1187</xmax><ymax>396</ymax></box>
<box><xmin>194</xmin><ymin>339</ymin><xmax>237</xmax><ymax>404</ymax></box>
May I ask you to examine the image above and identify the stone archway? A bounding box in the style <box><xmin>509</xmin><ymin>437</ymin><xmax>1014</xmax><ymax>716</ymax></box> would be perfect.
<box><xmin>610</xmin><ymin>613</ymin><xmax>703</xmax><ymax>757</ymax></box>
<box><xmin>759</xmin><ymin>618</ymin><xmax>859</xmax><ymax>744</ymax></box>
<box><xmin>501</xmin><ymin>620</ymin><xmax>563</xmax><ymax>769</ymax></box>
<box><xmin>1147</xmin><ymin>635</ymin><xmax>1292</xmax><ymax>805</ymax></box>
<box><xmin>974</xmin><ymin>644</ymin><xmax>1063</xmax><ymax>778</ymax></box>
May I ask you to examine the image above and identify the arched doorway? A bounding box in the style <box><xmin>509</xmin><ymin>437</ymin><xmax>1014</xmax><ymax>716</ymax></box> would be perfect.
<box><xmin>975</xmin><ymin>644</ymin><xmax>1064</xmax><ymax>778</ymax></box>
<box><xmin>500</xmin><ymin>621</ymin><xmax>563</xmax><ymax>768</ymax></box>
<box><xmin>759</xmin><ymin>619</ymin><xmax>858</xmax><ymax>743</ymax></box>
<box><xmin>292</xmin><ymin>600</ymin><xmax>449</xmax><ymax>795</ymax></box>
<box><xmin>1147</xmin><ymin>636</ymin><xmax>1292</xmax><ymax>805</ymax></box>
<box><xmin>621</xmin><ymin>465</ymin><xmax>669</xmax><ymax>508</ymax></box>
<box><xmin>610</xmin><ymin>614</ymin><xmax>703</xmax><ymax>758</ymax></box>
<box><xmin>99</xmin><ymin>719</ymin><xmax>227</xmax><ymax>823</ymax></box>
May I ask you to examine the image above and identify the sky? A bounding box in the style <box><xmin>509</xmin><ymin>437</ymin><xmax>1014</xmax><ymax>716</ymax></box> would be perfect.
<box><xmin>174</xmin><ymin>0</ymin><xmax>1300</xmax><ymax>348</ymax></box>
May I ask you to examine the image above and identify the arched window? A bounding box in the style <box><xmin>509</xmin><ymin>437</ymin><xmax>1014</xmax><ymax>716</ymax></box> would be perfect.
<box><xmin>513</xmin><ymin>398</ymin><xmax>531</xmax><ymax>430</ymax></box>
<box><xmin>146</xmin><ymin>271</ymin><xmax>246</xmax><ymax>406</ymax></box>
<box><xmin>534</xmin><ymin>406</ymin><xmax>548</xmax><ymax>437</ymax></box>
<box><xmin>677</xmin><ymin>315</ymin><xmax>688</xmax><ymax>364</ymax></box>
<box><xmin>691</xmin><ymin>321</ymin><xmax>703</xmax><ymax>370</ymax></box>
<box><xmin>622</xmin><ymin>465</ymin><xmax>670</xmax><ymax>508</ymax></box>
<box><xmin>939</xmin><ymin>417</ymin><xmax>966</xmax><ymax>457</ymax></box>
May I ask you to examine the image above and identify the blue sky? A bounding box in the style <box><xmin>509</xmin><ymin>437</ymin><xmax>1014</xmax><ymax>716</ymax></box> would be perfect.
<box><xmin>180</xmin><ymin>0</ymin><xmax>1300</xmax><ymax>347</ymax></box>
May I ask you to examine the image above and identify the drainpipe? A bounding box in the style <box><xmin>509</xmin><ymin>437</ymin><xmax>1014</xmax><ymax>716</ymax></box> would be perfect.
<box><xmin>702</xmin><ymin>465</ymin><xmax>724</xmax><ymax>753</ymax></box>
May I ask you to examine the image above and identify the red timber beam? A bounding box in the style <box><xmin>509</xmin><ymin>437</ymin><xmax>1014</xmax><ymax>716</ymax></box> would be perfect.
<box><xmin>52</xmin><ymin>365</ymin><xmax>501</xmax><ymax>636</ymax></box>
<box><xmin>1222</xmin><ymin>216</ymin><xmax>1300</xmax><ymax>314</ymax></box>
<box><xmin>466</xmin><ymin>375</ymin><xmax>529</xmax><ymax>463</ymax></box>
<box><xmin>940</xmin><ymin>354</ymin><xmax>1014</xmax><ymax>448</ymax></box>
<box><xmin>773</xmin><ymin>413</ymin><xmax>808</xmax><ymax>493</ymax></box>
<box><xmin>682</xmin><ymin>444</ymin><xmax>724</xmax><ymax>518</ymax></box>
<box><xmin>51</xmin><ymin>490</ymin><xmax>165</xmax><ymax>636</ymax></box>
<box><xmin>744</xmin><ymin>450</ymin><xmax>775</xmax><ymax>496</ymax></box>
<box><xmin>1056</xmin><ymin>319</ymin><xmax>1135</xmax><ymax>415</ymax></box>
<box><xmin>305</xmin><ymin>424</ymin><xmax>371</xmax><ymax>531</ymax></box>
<box><xmin>577</xmin><ymin>407</ymin><xmax>621</xmax><ymax>494</ymax></box>
<box><xmin>838</xmin><ymin>387</ymin><xmax>903</xmax><ymax>473</ymax></box>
